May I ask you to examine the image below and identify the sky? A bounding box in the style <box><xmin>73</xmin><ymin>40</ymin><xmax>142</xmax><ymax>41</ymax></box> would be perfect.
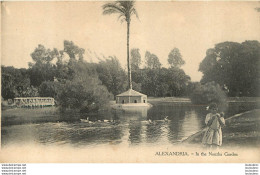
<box><xmin>2</xmin><ymin>1</ymin><xmax>260</xmax><ymax>81</ymax></box>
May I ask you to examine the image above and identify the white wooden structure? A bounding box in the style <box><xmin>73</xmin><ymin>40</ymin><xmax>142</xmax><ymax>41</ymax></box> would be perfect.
<box><xmin>111</xmin><ymin>89</ymin><xmax>151</xmax><ymax>110</ymax></box>
<box><xmin>14</xmin><ymin>97</ymin><xmax>55</xmax><ymax>107</ymax></box>
<box><xmin>116</xmin><ymin>89</ymin><xmax>147</xmax><ymax>104</ymax></box>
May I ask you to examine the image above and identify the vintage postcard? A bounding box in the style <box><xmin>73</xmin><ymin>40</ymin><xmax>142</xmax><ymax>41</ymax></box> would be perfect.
<box><xmin>1</xmin><ymin>1</ymin><xmax>259</xmax><ymax>163</ymax></box>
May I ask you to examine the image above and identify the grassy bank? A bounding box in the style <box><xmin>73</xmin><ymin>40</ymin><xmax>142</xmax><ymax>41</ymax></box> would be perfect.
<box><xmin>148</xmin><ymin>96</ymin><xmax>260</xmax><ymax>103</ymax></box>
<box><xmin>228</xmin><ymin>97</ymin><xmax>260</xmax><ymax>102</ymax></box>
<box><xmin>148</xmin><ymin>97</ymin><xmax>191</xmax><ymax>104</ymax></box>
<box><xmin>182</xmin><ymin>109</ymin><xmax>260</xmax><ymax>148</ymax></box>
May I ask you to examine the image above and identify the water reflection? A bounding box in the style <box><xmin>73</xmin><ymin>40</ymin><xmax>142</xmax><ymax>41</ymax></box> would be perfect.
<box><xmin>145</xmin><ymin>121</ymin><xmax>163</xmax><ymax>144</ymax></box>
<box><xmin>179</xmin><ymin>110</ymin><xmax>202</xmax><ymax>139</ymax></box>
<box><xmin>128</xmin><ymin>120</ymin><xmax>142</xmax><ymax>145</ymax></box>
<box><xmin>2</xmin><ymin>102</ymin><xmax>257</xmax><ymax>147</ymax></box>
<box><xmin>168</xmin><ymin>120</ymin><xmax>181</xmax><ymax>143</ymax></box>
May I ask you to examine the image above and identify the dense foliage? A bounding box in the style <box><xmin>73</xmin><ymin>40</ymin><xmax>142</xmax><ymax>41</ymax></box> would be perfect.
<box><xmin>2</xmin><ymin>41</ymin><xmax>192</xmax><ymax>106</ymax></box>
<box><xmin>2</xmin><ymin>41</ymin><xmax>112</xmax><ymax>114</ymax></box>
<box><xmin>131</xmin><ymin>48</ymin><xmax>191</xmax><ymax>97</ymax></box>
<box><xmin>189</xmin><ymin>81</ymin><xmax>227</xmax><ymax>110</ymax></box>
<box><xmin>3</xmin><ymin>39</ymin><xmax>258</xmax><ymax>112</ymax></box>
<box><xmin>57</xmin><ymin>62</ymin><xmax>112</xmax><ymax>113</ymax></box>
<box><xmin>132</xmin><ymin>67</ymin><xmax>190</xmax><ymax>97</ymax></box>
<box><xmin>96</xmin><ymin>56</ymin><xmax>127</xmax><ymax>97</ymax></box>
<box><xmin>199</xmin><ymin>40</ymin><xmax>260</xmax><ymax>97</ymax></box>
<box><xmin>1</xmin><ymin>66</ymin><xmax>38</xmax><ymax>99</ymax></box>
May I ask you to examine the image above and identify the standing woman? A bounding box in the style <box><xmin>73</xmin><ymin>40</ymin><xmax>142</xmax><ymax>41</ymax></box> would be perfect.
<box><xmin>202</xmin><ymin>103</ymin><xmax>225</xmax><ymax>148</ymax></box>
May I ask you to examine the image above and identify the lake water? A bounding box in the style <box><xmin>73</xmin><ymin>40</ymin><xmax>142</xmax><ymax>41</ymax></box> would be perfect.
<box><xmin>1</xmin><ymin>101</ymin><xmax>258</xmax><ymax>148</ymax></box>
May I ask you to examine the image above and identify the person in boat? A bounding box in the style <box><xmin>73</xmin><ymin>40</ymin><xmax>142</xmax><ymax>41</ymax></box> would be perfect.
<box><xmin>202</xmin><ymin>103</ymin><xmax>225</xmax><ymax>149</ymax></box>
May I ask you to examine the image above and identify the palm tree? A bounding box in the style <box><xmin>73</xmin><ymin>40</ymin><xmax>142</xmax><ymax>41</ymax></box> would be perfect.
<box><xmin>102</xmin><ymin>1</ymin><xmax>138</xmax><ymax>90</ymax></box>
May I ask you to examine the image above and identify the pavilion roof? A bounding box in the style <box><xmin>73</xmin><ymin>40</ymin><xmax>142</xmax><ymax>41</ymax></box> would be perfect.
<box><xmin>116</xmin><ymin>89</ymin><xmax>147</xmax><ymax>97</ymax></box>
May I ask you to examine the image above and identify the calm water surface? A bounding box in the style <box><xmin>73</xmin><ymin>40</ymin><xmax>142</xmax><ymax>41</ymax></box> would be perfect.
<box><xmin>2</xmin><ymin>102</ymin><xmax>258</xmax><ymax>147</ymax></box>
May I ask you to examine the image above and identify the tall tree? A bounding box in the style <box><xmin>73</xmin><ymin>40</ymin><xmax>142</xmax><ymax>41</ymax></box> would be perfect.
<box><xmin>199</xmin><ymin>40</ymin><xmax>260</xmax><ymax>97</ymax></box>
<box><xmin>168</xmin><ymin>48</ymin><xmax>185</xmax><ymax>68</ymax></box>
<box><xmin>96</xmin><ymin>56</ymin><xmax>127</xmax><ymax>97</ymax></box>
<box><xmin>28</xmin><ymin>45</ymin><xmax>58</xmax><ymax>87</ymax></box>
<box><xmin>55</xmin><ymin>40</ymin><xmax>86</xmax><ymax>81</ymax></box>
<box><xmin>63</xmin><ymin>40</ymin><xmax>85</xmax><ymax>62</ymax></box>
<box><xmin>102</xmin><ymin>1</ymin><xmax>139</xmax><ymax>90</ymax></box>
<box><xmin>130</xmin><ymin>48</ymin><xmax>141</xmax><ymax>71</ymax></box>
<box><xmin>145</xmin><ymin>51</ymin><xmax>161</xmax><ymax>69</ymax></box>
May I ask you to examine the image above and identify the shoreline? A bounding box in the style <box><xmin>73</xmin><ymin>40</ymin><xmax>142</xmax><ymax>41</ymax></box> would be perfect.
<box><xmin>147</xmin><ymin>96</ymin><xmax>260</xmax><ymax>103</ymax></box>
<box><xmin>2</xmin><ymin>97</ymin><xmax>259</xmax><ymax>126</ymax></box>
<box><xmin>147</xmin><ymin>97</ymin><xmax>260</xmax><ymax>106</ymax></box>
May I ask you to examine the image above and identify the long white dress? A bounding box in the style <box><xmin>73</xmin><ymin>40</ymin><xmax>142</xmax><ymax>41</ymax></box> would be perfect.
<box><xmin>202</xmin><ymin>113</ymin><xmax>225</xmax><ymax>146</ymax></box>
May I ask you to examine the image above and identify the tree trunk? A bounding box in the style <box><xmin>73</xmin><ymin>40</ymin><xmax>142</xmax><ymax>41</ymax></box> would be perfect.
<box><xmin>127</xmin><ymin>21</ymin><xmax>132</xmax><ymax>89</ymax></box>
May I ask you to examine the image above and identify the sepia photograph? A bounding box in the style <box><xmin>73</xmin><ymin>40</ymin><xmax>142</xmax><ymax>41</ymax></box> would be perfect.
<box><xmin>1</xmin><ymin>1</ymin><xmax>260</xmax><ymax>163</ymax></box>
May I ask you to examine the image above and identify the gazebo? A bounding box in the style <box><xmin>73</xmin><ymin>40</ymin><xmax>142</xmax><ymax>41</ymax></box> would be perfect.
<box><xmin>116</xmin><ymin>89</ymin><xmax>147</xmax><ymax>104</ymax></box>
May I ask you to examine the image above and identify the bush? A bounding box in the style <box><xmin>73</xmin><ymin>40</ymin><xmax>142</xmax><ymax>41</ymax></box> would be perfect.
<box><xmin>18</xmin><ymin>86</ymin><xmax>39</xmax><ymax>97</ymax></box>
<box><xmin>190</xmin><ymin>81</ymin><xmax>227</xmax><ymax>110</ymax></box>
<box><xmin>56</xmin><ymin>62</ymin><xmax>113</xmax><ymax>114</ymax></box>
<box><xmin>39</xmin><ymin>81</ymin><xmax>61</xmax><ymax>98</ymax></box>
<box><xmin>58</xmin><ymin>78</ymin><xmax>112</xmax><ymax>114</ymax></box>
